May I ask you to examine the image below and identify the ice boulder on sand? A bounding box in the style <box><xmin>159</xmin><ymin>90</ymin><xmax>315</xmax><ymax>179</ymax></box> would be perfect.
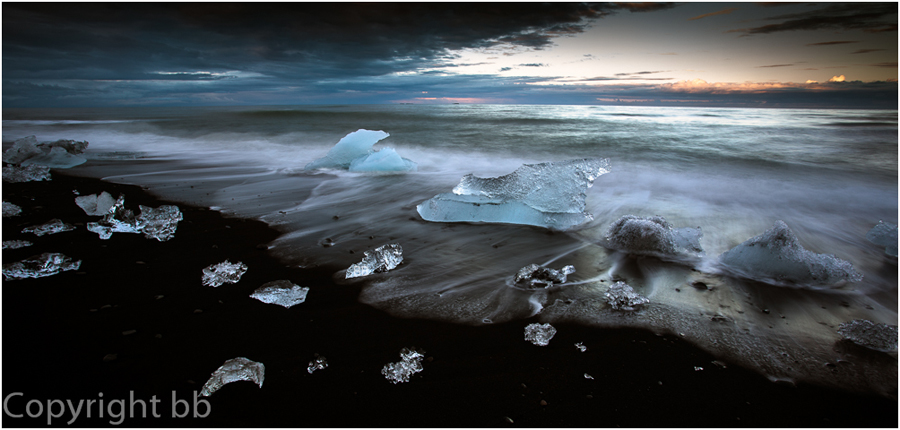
<box><xmin>605</xmin><ymin>215</ymin><xmax>703</xmax><ymax>260</ymax></box>
<box><xmin>305</xmin><ymin>129</ymin><xmax>416</xmax><ymax>172</ymax></box>
<box><xmin>346</xmin><ymin>243</ymin><xmax>404</xmax><ymax>278</ymax></box>
<box><xmin>382</xmin><ymin>347</ymin><xmax>426</xmax><ymax>384</ymax></box>
<box><xmin>524</xmin><ymin>323</ymin><xmax>557</xmax><ymax>346</ymax></box>
<box><xmin>76</xmin><ymin>191</ymin><xmax>118</xmax><ymax>216</ymax></box>
<box><xmin>202</xmin><ymin>260</ymin><xmax>248</xmax><ymax>287</ymax></box>
<box><xmin>250</xmin><ymin>280</ymin><xmax>310</xmax><ymax>308</ymax></box>
<box><xmin>22</xmin><ymin>219</ymin><xmax>76</xmax><ymax>236</ymax></box>
<box><xmin>200</xmin><ymin>357</ymin><xmax>265</xmax><ymax>397</ymax></box>
<box><xmin>417</xmin><ymin>158</ymin><xmax>610</xmax><ymax>230</ymax></box>
<box><xmin>3</xmin><ymin>253</ymin><xmax>81</xmax><ymax>280</ymax></box>
<box><xmin>866</xmin><ymin>221</ymin><xmax>898</xmax><ymax>257</ymax></box>
<box><xmin>514</xmin><ymin>263</ymin><xmax>575</xmax><ymax>288</ymax></box>
<box><xmin>604</xmin><ymin>281</ymin><xmax>650</xmax><ymax>311</ymax></box>
<box><xmin>3</xmin><ymin>136</ymin><xmax>88</xmax><ymax>169</ymax></box>
<box><xmin>718</xmin><ymin>220</ymin><xmax>862</xmax><ymax>287</ymax></box>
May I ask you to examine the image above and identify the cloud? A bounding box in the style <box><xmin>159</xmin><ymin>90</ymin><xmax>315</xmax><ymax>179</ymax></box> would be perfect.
<box><xmin>611</xmin><ymin>3</ymin><xmax>679</xmax><ymax>13</ymax></box>
<box><xmin>852</xmin><ymin>49</ymin><xmax>887</xmax><ymax>54</ymax></box>
<box><xmin>729</xmin><ymin>3</ymin><xmax>897</xmax><ymax>35</ymax></box>
<box><xmin>688</xmin><ymin>7</ymin><xmax>738</xmax><ymax>21</ymax></box>
<box><xmin>518</xmin><ymin>63</ymin><xmax>546</xmax><ymax>67</ymax></box>
<box><xmin>615</xmin><ymin>70</ymin><xmax>670</xmax><ymax>76</ymax></box>
<box><xmin>805</xmin><ymin>41</ymin><xmax>859</xmax><ymax>46</ymax></box>
<box><xmin>869</xmin><ymin>62</ymin><xmax>898</xmax><ymax>68</ymax></box>
<box><xmin>756</xmin><ymin>64</ymin><xmax>795</xmax><ymax>68</ymax></box>
<box><xmin>829</xmin><ymin>75</ymin><xmax>847</xmax><ymax>82</ymax></box>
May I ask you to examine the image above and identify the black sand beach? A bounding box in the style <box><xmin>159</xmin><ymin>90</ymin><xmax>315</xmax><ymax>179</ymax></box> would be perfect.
<box><xmin>3</xmin><ymin>172</ymin><xmax>897</xmax><ymax>427</ymax></box>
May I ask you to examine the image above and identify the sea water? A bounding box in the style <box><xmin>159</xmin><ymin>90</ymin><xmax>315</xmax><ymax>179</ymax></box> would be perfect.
<box><xmin>3</xmin><ymin>104</ymin><xmax>897</xmax><ymax>395</ymax></box>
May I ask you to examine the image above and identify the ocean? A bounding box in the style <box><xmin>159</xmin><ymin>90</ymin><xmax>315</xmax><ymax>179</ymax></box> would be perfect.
<box><xmin>3</xmin><ymin>104</ymin><xmax>897</xmax><ymax>395</ymax></box>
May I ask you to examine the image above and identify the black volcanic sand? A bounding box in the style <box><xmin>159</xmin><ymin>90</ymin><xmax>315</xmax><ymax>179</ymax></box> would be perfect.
<box><xmin>2</xmin><ymin>172</ymin><xmax>897</xmax><ymax>428</ymax></box>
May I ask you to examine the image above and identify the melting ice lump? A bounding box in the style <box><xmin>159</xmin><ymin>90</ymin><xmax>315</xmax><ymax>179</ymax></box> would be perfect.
<box><xmin>22</xmin><ymin>219</ymin><xmax>76</xmax><ymax>236</ymax></box>
<box><xmin>202</xmin><ymin>260</ymin><xmax>248</xmax><ymax>287</ymax></box>
<box><xmin>3</xmin><ymin>253</ymin><xmax>81</xmax><ymax>281</ymax></box>
<box><xmin>136</xmin><ymin>205</ymin><xmax>183</xmax><ymax>241</ymax></box>
<box><xmin>305</xmin><ymin>129</ymin><xmax>416</xmax><ymax>172</ymax></box>
<box><xmin>524</xmin><ymin>323</ymin><xmax>557</xmax><ymax>346</ymax></box>
<box><xmin>345</xmin><ymin>243</ymin><xmax>404</xmax><ymax>279</ymax></box>
<box><xmin>75</xmin><ymin>191</ymin><xmax>118</xmax><ymax>216</ymax></box>
<box><xmin>3</xmin><ymin>164</ymin><xmax>51</xmax><ymax>183</ymax></box>
<box><xmin>866</xmin><ymin>221</ymin><xmax>898</xmax><ymax>257</ymax></box>
<box><xmin>417</xmin><ymin>158</ymin><xmax>610</xmax><ymax>230</ymax></box>
<box><xmin>605</xmin><ymin>281</ymin><xmax>650</xmax><ymax>311</ymax></box>
<box><xmin>718</xmin><ymin>220</ymin><xmax>863</xmax><ymax>287</ymax></box>
<box><xmin>200</xmin><ymin>357</ymin><xmax>265</xmax><ymax>397</ymax></box>
<box><xmin>250</xmin><ymin>280</ymin><xmax>310</xmax><ymax>308</ymax></box>
<box><xmin>3</xmin><ymin>202</ymin><xmax>22</xmax><ymax>217</ymax></box>
<box><xmin>514</xmin><ymin>263</ymin><xmax>575</xmax><ymax>288</ymax></box>
<box><xmin>382</xmin><ymin>347</ymin><xmax>426</xmax><ymax>384</ymax></box>
<box><xmin>605</xmin><ymin>215</ymin><xmax>703</xmax><ymax>259</ymax></box>
<box><xmin>838</xmin><ymin>319</ymin><xmax>898</xmax><ymax>352</ymax></box>
<box><xmin>3</xmin><ymin>136</ymin><xmax>89</xmax><ymax>169</ymax></box>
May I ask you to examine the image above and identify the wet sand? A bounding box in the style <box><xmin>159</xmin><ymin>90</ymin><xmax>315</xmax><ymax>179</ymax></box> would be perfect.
<box><xmin>2</xmin><ymin>172</ymin><xmax>897</xmax><ymax>427</ymax></box>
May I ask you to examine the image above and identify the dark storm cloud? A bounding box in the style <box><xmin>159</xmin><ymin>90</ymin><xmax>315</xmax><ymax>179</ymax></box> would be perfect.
<box><xmin>730</xmin><ymin>3</ymin><xmax>897</xmax><ymax>35</ymax></box>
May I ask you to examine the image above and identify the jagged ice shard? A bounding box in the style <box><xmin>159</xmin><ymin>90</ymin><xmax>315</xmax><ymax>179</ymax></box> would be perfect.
<box><xmin>417</xmin><ymin>158</ymin><xmax>610</xmax><ymax>230</ymax></box>
<box><xmin>305</xmin><ymin>129</ymin><xmax>416</xmax><ymax>172</ymax></box>
<box><xmin>866</xmin><ymin>221</ymin><xmax>898</xmax><ymax>257</ymax></box>
<box><xmin>250</xmin><ymin>280</ymin><xmax>310</xmax><ymax>308</ymax></box>
<box><xmin>605</xmin><ymin>281</ymin><xmax>650</xmax><ymax>311</ymax></box>
<box><xmin>3</xmin><ymin>135</ymin><xmax>88</xmax><ymax>169</ymax></box>
<box><xmin>381</xmin><ymin>347</ymin><xmax>426</xmax><ymax>384</ymax></box>
<box><xmin>346</xmin><ymin>243</ymin><xmax>403</xmax><ymax>278</ymax></box>
<box><xmin>838</xmin><ymin>319</ymin><xmax>898</xmax><ymax>352</ymax></box>
<box><xmin>85</xmin><ymin>194</ymin><xmax>182</xmax><ymax>241</ymax></box>
<box><xmin>202</xmin><ymin>260</ymin><xmax>248</xmax><ymax>287</ymax></box>
<box><xmin>605</xmin><ymin>215</ymin><xmax>703</xmax><ymax>260</ymax></box>
<box><xmin>22</xmin><ymin>219</ymin><xmax>76</xmax><ymax>236</ymax></box>
<box><xmin>524</xmin><ymin>323</ymin><xmax>557</xmax><ymax>346</ymax></box>
<box><xmin>75</xmin><ymin>191</ymin><xmax>118</xmax><ymax>216</ymax></box>
<box><xmin>136</xmin><ymin>205</ymin><xmax>183</xmax><ymax>241</ymax></box>
<box><xmin>3</xmin><ymin>253</ymin><xmax>81</xmax><ymax>280</ymax></box>
<box><xmin>718</xmin><ymin>220</ymin><xmax>863</xmax><ymax>288</ymax></box>
<box><xmin>200</xmin><ymin>357</ymin><xmax>265</xmax><ymax>397</ymax></box>
<box><xmin>514</xmin><ymin>264</ymin><xmax>575</xmax><ymax>289</ymax></box>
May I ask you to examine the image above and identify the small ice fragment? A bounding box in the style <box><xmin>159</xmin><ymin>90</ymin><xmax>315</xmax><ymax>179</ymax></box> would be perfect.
<box><xmin>199</xmin><ymin>357</ymin><xmax>265</xmax><ymax>397</ymax></box>
<box><xmin>250</xmin><ymin>280</ymin><xmax>309</xmax><ymax>308</ymax></box>
<box><xmin>306</xmin><ymin>129</ymin><xmax>416</xmax><ymax>172</ymax></box>
<box><xmin>838</xmin><ymin>319</ymin><xmax>898</xmax><ymax>352</ymax></box>
<box><xmin>136</xmin><ymin>205</ymin><xmax>182</xmax><ymax>241</ymax></box>
<box><xmin>575</xmin><ymin>342</ymin><xmax>587</xmax><ymax>352</ymax></box>
<box><xmin>866</xmin><ymin>221</ymin><xmax>898</xmax><ymax>257</ymax></box>
<box><xmin>22</xmin><ymin>219</ymin><xmax>76</xmax><ymax>236</ymax></box>
<box><xmin>346</xmin><ymin>243</ymin><xmax>403</xmax><ymax>278</ymax></box>
<box><xmin>3</xmin><ymin>240</ymin><xmax>33</xmax><ymax>250</ymax></box>
<box><xmin>694</xmin><ymin>366</ymin><xmax>704</xmax><ymax>371</ymax></box>
<box><xmin>524</xmin><ymin>323</ymin><xmax>557</xmax><ymax>346</ymax></box>
<box><xmin>584</xmin><ymin>373</ymin><xmax>594</xmax><ymax>379</ymax></box>
<box><xmin>718</xmin><ymin>220</ymin><xmax>863</xmax><ymax>287</ymax></box>
<box><xmin>605</xmin><ymin>215</ymin><xmax>703</xmax><ymax>259</ymax></box>
<box><xmin>417</xmin><ymin>158</ymin><xmax>610</xmax><ymax>230</ymax></box>
<box><xmin>307</xmin><ymin>355</ymin><xmax>328</xmax><ymax>374</ymax></box>
<box><xmin>381</xmin><ymin>347</ymin><xmax>426</xmax><ymax>384</ymax></box>
<box><xmin>75</xmin><ymin>191</ymin><xmax>118</xmax><ymax>216</ymax></box>
<box><xmin>202</xmin><ymin>260</ymin><xmax>248</xmax><ymax>287</ymax></box>
<box><xmin>3</xmin><ymin>253</ymin><xmax>81</xmax><ymax>280</ymax></box>
<box><xmin>3</xmin><ymin>202</ymin><xmax>22</xmax><ymax>217</ymax></box>
<box><xmin>604</xmin><ymin>281</ymin><xmax>649</xmax><ymax>311</ymax></box>
<box><xmin>514</xmin><ymin>263</ymin><xmax>575</xmax><ymax>288</ymax></box>
<box><xmin>3</xmin><ymin>164</ymin><xmax>51</xmax><ymax>183</ymax></box>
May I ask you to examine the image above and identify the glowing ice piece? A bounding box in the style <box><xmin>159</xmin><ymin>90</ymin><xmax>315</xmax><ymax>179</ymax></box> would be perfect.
<box><xmin>718</xmin><ymin>220</ymin><xmax>863</xmax><ymax>287</ymax></box>
<box><xmin>3</xmin><ymin>253</ymin><xmax>81</xmax><ymax>280</ymax></box>
<box><xmin>250</xmin><ymin>280</ymin><xmax>310</xmax><ymax>308</ymax></box>
<box><xmin>605</xmin><ymin>281</ymin><xmax>649</xmax><ymax>311</ymax></box>
<box><xmin>305</xmin><ymin>129</ymin><xmax>416</xmax><ymax>172</ymax></box>
<box><xmin>346</xmin><ymin>243</ymin><xmax>403</xmax><ymax>278</ymax></box>
<box><xmin>86</xmin><ymin>195</ymin><xmax>139</xmax><ymax>239</ymax></box>
<box><xmin>838</xmin><ymin>319</ymin><xmax>898</xmax><ymax>352</ymax></box>
<box><xmin>136</xmin><ymin>205</ymin><xmax>182</xmax><ymax>241</ymax></box>
<box><xmin>199</xmin><ymin>357</ymin><xmax>265</xmax><ymax>397</ymax></box>
<box><xmin>75</xmin><ymin>191</ymin><xmax>118</xmax><ymax>216</ymax></box>
<box><xmin>514</xmin><ymin>263</ymin><xmax>575</xmax><ymax>288</ymax></box>
<box><xmin>866</xmin><ymin>221</ymin><xmax>898</xmax><ymax>257</ymax></box>
<box><xmin>3</xmin><ymin>202</ymin><xmax>22</xmax><ymax>217</ymax></box>
<box><xmin>22</xmin><ymin>219</ymin><xmax>76</xmax><ymax>236</ymax></box>
<box><xmin>417</xmin><ymin>158</ymin><xmax>610</xmax><ymax>230</ymax></box>
<box><xmin>381</xmin><ymin>347</ymin><xmax>426</xmax><ymax>384</ymax></box>
<box><xmin>202</xmin><ymin>260</ymin><xmax>248</xmax><ymax>287</ymax></box>
<box><xmin>524</xmin><ymin>323</ymin><xmax>557</xmax><ymax>346</ymax></box>
<box><xmin>3</xmin><ymin>164</ymin><xmax>51</xmax><ymax>183</ymax></box>
<box><xmin>605</xmin><ymin>215</ymin><xmax>703</xmax><ymax>259</ymax></box>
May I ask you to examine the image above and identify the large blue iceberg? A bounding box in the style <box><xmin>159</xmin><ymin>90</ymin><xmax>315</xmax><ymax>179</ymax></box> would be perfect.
<box><xmin>417</xmin><ymin>158</ymin><xmax>610</xmax><ymax>230</ymax></box>
<box><xmin>305</xmin><ymin>129</ymin><xmax>416</xmax><ymax>172</ymax></box>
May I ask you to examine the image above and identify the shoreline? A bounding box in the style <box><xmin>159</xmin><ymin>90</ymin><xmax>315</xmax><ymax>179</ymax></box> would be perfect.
<box><xmin>2</xmin><ymin>171</ymin><xmax>897</xmax><ymax>427</ymax></box>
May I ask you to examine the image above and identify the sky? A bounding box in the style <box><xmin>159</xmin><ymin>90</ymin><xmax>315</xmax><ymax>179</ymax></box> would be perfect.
<box><xmin>3</xmin><ymin>2</ymin><xmax>898</xmax><ymax>108</ymax></box>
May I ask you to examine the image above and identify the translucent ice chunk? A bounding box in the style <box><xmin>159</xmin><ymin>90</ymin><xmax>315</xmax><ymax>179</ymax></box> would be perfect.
<box><xmin>866</xmin><ymin>221</ymin><xmax>898</xmax><ymax>257</ymax></box>
<box><xmin>3</xmin><ymin>136</ymin><xmax>43</xmax><ymax>165</ymax></box>
<box><xmin>136</xmin><ymin>205</ymin><xmax>182</xmax><ymax>241</ymax></box>
<box><xmin>838</xmin><ymin>319</ymin><xmax>898</xmax><ymax>352</ymax></box>
<box><xmin>605</xmin><ymin>215</ymin><xmax>703</xmax><ymax>259</ymax></box>
<box><xmin>345</xmin><ymin>243</ymin><xmax>403</xmax><ymax>278</ymax></box>
<box><xmin>514</xmin><ymin>263</ymin><xmax>575</xmax><ymax>288</ymax></box>
<box><xmin>21</xmin><ymin>146</ymin><xmax>86</xmax><ymax>169</ymax></box>
<box><xmin>202</xmin><ymin>260</ymin><xmax>248</xmax><ymax>287</ymax></box>
<box><xmin>75</xmin><ymin>191</ymin><xmax>118</xmax><ymax>216</ymax></box>
<box><xmin>3</xmin><ymin>240</ymin><xmax>33</xmax><ymax>250</ymax></box>
<box><xmin>417</xmin><ymin>158</ymin><xmax>610</xmax><ymax>230</ymax></box>
<box><xmin>86</xmin><ymin>195</ymin><xmax>139</xmax><ymax>239</ymax></box>
<box><xmin>3</xmin><ymin>164</ymin><xmax>51</xmax><ymax>183</ymax></box>
<box><xmin>4</xmin><ymin>136</ymin><xmax>88</xmax><ymax>168</ymax></box>
<box><xmin>381</xmin><ymin>347</ymin><xmax>426</xmax><ymax>384</ymax></box>
<box><xmin>22</xmin><ymin>219</ymin><xmax>76</xmax><ymax>236</ymax></box>
<box><xmin>605</xmin><ymin>281</ymin><xmax>650</xmax><ymax>311</ymax></box>
<box><xmin>3</xmin><ymin>253</ymin><xmax>81</xmax><ymax>280</ymax></box>
<box><xmin>3</xmin><ymin>202</ymin><xmax>22</xmax><ymax>217</ymax></box>
<box><xmin>199</xmin><ymin>357</ymin><xmax>265</xmax><ymax>397</ymax></box>
<box><xmin>307</xmin><ymin>355</ymin><xmax>328</xmax><ymax>374</ymax></box>
<box><xmin>718</xmin><ymin>220</ymin><xmax>863</xmax><ymax>287</ymax></box>
<box><xmin>305</xmin><ymin>129</ymin><xmax>416</xmax><ymax>172</ymax></box>
<box><xmin>524</xmin><ymin>323</ymin><xmax>557</xmax><ymax>346</ymax></box>
<box><xmin>250</xmin><ymin>280</ymin><xmax>310</xmax><ymax>308</ymax></box>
